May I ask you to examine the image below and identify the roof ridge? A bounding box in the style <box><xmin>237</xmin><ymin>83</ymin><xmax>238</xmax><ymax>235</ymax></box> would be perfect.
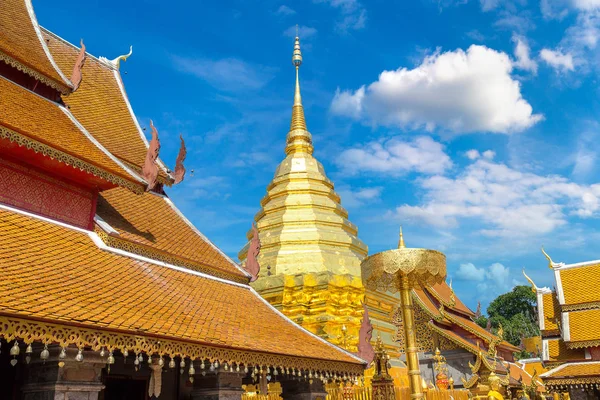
<box><xmin>42</xmin><ymin>27</ymin><xmax>173</xmax><ymax>179</ymax></box>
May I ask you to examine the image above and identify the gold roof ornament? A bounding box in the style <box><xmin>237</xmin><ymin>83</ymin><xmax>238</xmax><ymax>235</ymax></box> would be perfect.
<box><xmin>112</xmin><ymin>46</ymin><xmax>133</xmax><ymax>69</ymax></box>
<box><xmin>286</xmin><ymin>34</ymin><xmax>312</xmax><ymax>155</ymax></box>
<box><xmin>398</xmin><ymin>226</ymin><xmax>406</xmax><ymax>249</ymax></box>
<box><xmin>522</xmin><ymin>269</ymin><xmax>538</xmax><ymax>294</ymax></box>
<box><xmin>541</xmin><ymin>246</ymin><xmax>555</xmax><ymax>269</ymax></box>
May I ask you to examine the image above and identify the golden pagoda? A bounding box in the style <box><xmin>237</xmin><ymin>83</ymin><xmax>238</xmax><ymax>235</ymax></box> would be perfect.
<box><xmin>239</xmin><ymin>35</ymin><xmax>403</xmax><ymax>363</ymax></box>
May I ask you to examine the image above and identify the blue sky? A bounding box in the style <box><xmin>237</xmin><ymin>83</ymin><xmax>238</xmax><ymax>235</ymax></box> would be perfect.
<box><xmin>36</xmin><ymin>0</ymin><xmax>600</xmax><ymax>310</ymax></box>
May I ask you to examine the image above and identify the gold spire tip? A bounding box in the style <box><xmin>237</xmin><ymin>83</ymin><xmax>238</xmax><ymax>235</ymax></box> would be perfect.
<box><xmin>398</xmin><ymin>226</ymin><xmax>406</xmax><ymax>249</ymax></box>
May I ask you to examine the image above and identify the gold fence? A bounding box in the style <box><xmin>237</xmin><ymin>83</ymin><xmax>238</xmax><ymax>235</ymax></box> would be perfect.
<box><xmin>325</xmin><ymin>385</ymin><xmax>470</xmax><ymax>400</ymax></box>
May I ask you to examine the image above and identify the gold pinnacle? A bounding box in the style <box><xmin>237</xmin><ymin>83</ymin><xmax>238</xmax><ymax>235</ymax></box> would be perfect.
<box><xmin>398</xmin><ymin>226</ymin><xmax>406</xmax><ymax>249</ymax></box>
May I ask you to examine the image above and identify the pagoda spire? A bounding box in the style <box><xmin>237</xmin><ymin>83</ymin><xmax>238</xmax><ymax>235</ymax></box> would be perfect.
<box><xmin>285</xmin><ymin>34</ymin><xmax>314</xmax><ymax>155</ymax></box>
<box><xmin>398</xmin><ymin>226</ymin><xmax>406</xmax><ymax>249</ymax></box>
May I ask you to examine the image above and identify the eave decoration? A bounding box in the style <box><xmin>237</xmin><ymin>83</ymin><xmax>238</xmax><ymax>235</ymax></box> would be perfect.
<box><xmin>71</xmin><ymin>39</ymin><xmax>87</xmax><ymax>92</ymax></box>
<box><xmin>0</xmin><ymin>314</ymin><xmax>364</xmax><ymax>377</ymax></box>
<box><xmin>357</xmin><ymin>302</ymin><xmax>374</xmax><ymax>365</ymax></box>
<box><xmin>142</xmin><ymin>120</ymin><xmax>160</xmax><ymax>192</ymax></box>
<box><xmin>245</xmin><ymin>223</ymin><xmax>261</xmax><ymax>282</ymax></box>
<box><xmin>173</xmin><ymin>134</ymin><xmax>187</xmax><ymax>185</ymax></box>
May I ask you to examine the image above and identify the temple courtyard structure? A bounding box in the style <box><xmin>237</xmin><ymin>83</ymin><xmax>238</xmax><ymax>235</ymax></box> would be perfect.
<box><xmin>0</xmin><ymin>1</ymin><xmax>595</xmax><ymax>400</ymax></box>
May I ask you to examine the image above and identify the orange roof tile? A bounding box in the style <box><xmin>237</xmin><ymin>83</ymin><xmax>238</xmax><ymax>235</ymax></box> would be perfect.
<box><xmin>414</xmin><ymin>285</ymin><xmax>518</xmax><ymax>353</ymax></box>
<box><xmin>0</xmin><ymin>76</ymin><xmax>142</xmax><ymax>191</ymax></box>
<box><xmin>96</xmin><ymin>187</ymin><xmax>249</xmax><ymax>281</ymax></box>
<box><xmin>428</xmin><ymin>321</ymin><xmax>482</xmax><ymax>356</ymax></box>
<box><xmin>567</xmin><ymin>309</ymin><xmax>600</xmax><ymax>343</ymax></box>
<box><xmin>426</xmin><ymin>282</ymin><xmax>474</xmax><ymax>317</ymax></box>
<box><xmin>0</xmin><ymin>207</ymin><xmax>362</xmax><ymax>369</ymax></box>
<box><xmin>519</xmin><ymin>360</ymin><xmax>548</xmax><ymax>377</ymax></box>
<box><xmin>0</xmin><ymin>0</ymin><xmax>71</xmax><ymax>93</ymax></box>
<box><xmin>42</xmin><ymin>29</ymin><xmax>171</xmax><ymax>182</ymax></box>
<box><xmin>546</xmin><ymin>339</ymin><xmax>585</xmax><ymax>363</ymax></box>
<box><xmin>541</xmin><ymin>292</ymin><xmax>560</xmax><ymax>333</ymax></box>
<box><xmin>559</xmin><ymin>263</ymin><xmax>600</xmax><ymax>306</ymax></box>
<box><xmin>541</xmin><ymin>362</ymin><xmax>600</xmax><ymax>380</ymax></box>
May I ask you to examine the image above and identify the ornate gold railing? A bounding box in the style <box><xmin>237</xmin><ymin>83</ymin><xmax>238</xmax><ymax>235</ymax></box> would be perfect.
<box><xmin>325</xmin><ymin>385</ymin><xmax>469</xmax><ymax>400</ymax></box>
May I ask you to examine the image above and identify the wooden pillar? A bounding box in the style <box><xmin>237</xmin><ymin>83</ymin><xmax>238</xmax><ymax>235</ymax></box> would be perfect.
<box><xmin>190</xmin><ymin>370</ymin><xmax>245</xmax><ymax>400</ymax></box>
<box><xmin>20</xmin><ymin>346</ymin><xmax>104</xmax><ymax>400</ymax></box>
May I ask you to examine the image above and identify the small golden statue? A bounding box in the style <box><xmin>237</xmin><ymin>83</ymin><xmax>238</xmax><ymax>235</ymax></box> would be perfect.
<box><xmin>487</xmin><ymin>372</ymin><xmax>504</xmax><ymax>400</ymax></box>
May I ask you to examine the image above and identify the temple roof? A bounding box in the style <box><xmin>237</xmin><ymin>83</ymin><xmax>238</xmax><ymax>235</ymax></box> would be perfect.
<box><xmin>239</xmin><ymin>35</ymin><xmax>367</xmax><ymax>277</ymax></box>
<box><xmin>0</xmin><ymin>0</ymin><xmax>72</xmax><ymax>93</ymax></box>
<box><xmin>539</xmin><ymin>291</ymin><xmax>559</xmax><ymax>334</ymax></box>
<box><xmin>0</xmin><ymin>205</ymin><xmax>365</xmax><ymax>374</ymax></box>
<box><xmin>557</xmin><ymin>262</ymin><xmax>600</xmax><ymax>307</ymax></box>
<box><xmin>544</xmin><ymin>338</ymin><xmax>586</xmax><ymax>364</ymax></box>
<box><xmin>413</xmin><ymin>283</ymin><xmax>520</xmax><ymax>354</ymax></box>
<box><xmin>42</xmin><ymin>29</ymin><xmax>172</xmax><ymax>184</ymax></box>
<box><xmin>541</xmin><ymin>361</ymin><xmax>600</xmax><ymax>385</ymax></box>
<box><xmin>0</xmin><ymin>75</ymin><xmax>144</xmax><ymax>192</ymax></box>
<box><xmin>96</xmin><ymin>187</ymin><xmax>250</xmax><ymax>283</ymax></box>
<box><xmin>564</xmin><ymin>309</ymin><xmax>600</xmax><ymax>345</ymax></box>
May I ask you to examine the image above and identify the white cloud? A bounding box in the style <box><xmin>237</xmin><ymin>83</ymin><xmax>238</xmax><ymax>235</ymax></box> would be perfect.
<box><xmin>337</xmin><ymin>186</ymin><xmax>383</xmax><ymax>208</ymax></box>
<box><xmin>466</xmin><ymin>150</ymin><xmax>481</xmax><ymax>160</ymax></box>
<box><xmin>513</xmin><ymin>35</ymin><xmax>538</xmax><ymax>73</ymax></box>
<box><xmin>393</xmin><ymin>158</ymin><xmax>600</xmax><ymax>237</ymax></box>
<box><xmin>336</xmin><ymin>136</ymin><xmax>452</xmax><ymax>176</ymax></box>
<box><xmin>456</xmin><ymin>263</ymin><xmax>485</xmax><ymax>281</ymax></box>
<box><xmin>172</xmin><ymin>56</ymin><xmax>275</xmax><ymax>91</ymax></box>
<box><xmin>482</xmin><ymin>150</ymin><xmax>496</xmax><ymax>160</ymax></box>
<box><xmin>455</xmin><ymin>262</ymin><xmax>515</xmax><ymax>297</ymax></box>
<box><xmin>541</xmin><ymin>0</ymin><xmax>570</xmax><ymax>20</ymax></box>
<box><xmin>540</xmin><ymin>48</ymin><xmax>575</xmax><ymax>71</ymax></box>
<box><xmin>330</xmin><ymin>45</ymin><xmax>543</xmax><ymax>134</ymax></box>
<box><xmin>573</xmin><ymin>0</ymin><xmax>600</xmax><ymax>11</ymax></box>
<box><xmin>314</xmin><ymin>0</ymin><xmax>367</xmax><ymax>32</ymax></box>
<box><xmin>284</xmin><ymin>25</ymin><xmax>318</xmax><ymax>38</ymax></box>
<box><xmin>480</xmin><ymin>0</ymin><xmax>501</xmax><ymax>11</ymax></box>
<box><xmin>276</xmin><ymin>5</ymin><xmax>296</xmax><ymax>15</ymax></box>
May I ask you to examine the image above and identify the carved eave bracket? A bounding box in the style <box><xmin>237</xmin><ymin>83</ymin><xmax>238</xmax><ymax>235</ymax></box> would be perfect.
<box><xmin>70</xmin><ymin>39</ymin><xmax>87</xmax><ymax>92</ymax></box>
<box><xmin>173</xmin><ymin>134</ymin><xmax>187</xmax><ymax>184</ymax></box>
<box><xmin>142</xmin><ymin>120</ymin><xmax>161</xmax><ymax>192</ymax></box>
<box><xmin>357</xmin><ymin>302</ymin><xmax>374</xmax><ymax>365</ymax></box>
<box><xmin>244</xmin><ymin>223</ymin><xmax>261</xmax><ymax>282</ymax></box>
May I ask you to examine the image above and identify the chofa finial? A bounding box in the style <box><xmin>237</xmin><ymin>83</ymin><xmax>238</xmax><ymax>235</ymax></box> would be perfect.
<box><xmin>398</xmin><ymin>226</ymin><xmax>406</xmax><ymax>249</ymax></box>
<box><xmin>541</xmin><ymin>246</ymin><xmax>555</xmax><ymax>269</ymax></box>
<box><xmin>522</xmin><ymin>269</ymin><xmax>538</xmax><ymax>294</ymax></box>
<box><xmin>112</xmin><ymin>46</ymin><xmax>133</xmax><ymax>69</ymax></box>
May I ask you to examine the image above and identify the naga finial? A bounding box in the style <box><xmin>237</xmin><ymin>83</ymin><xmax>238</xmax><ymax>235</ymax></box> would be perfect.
<box><xmin>541</xmin><ymin>246</ymin><xmax>555</xmax><ymax>269</ymax></box>
<box><xmin>112</xmin><ymin>46</ymin><xmax>133</xmax><ymax>69</ymax></box>
<box><xmin>245</xmin><ymin>223</ymin><xmax>261</xmax><ymax>282</ymax></box>
<box><xmin>448</xmin><ymin>279</ymin><xmax>456</xmax><ymax>307</ymax></box>
<box><xmin>71</xmin><ymin>39</ymin><xmax>87</xmax><ymax>91</ymax></box>
<box><xmin>142</xmin><ymin>120</ymin><xmax>160</xmax><ymax>191</ymax></box>
<box><xmin>357</xmin><ymin>301</ymin><xmax>375</xmax><ymax>365</ymax></box>
<box><xmin>173</xmin><ymin>134</ymin><xmax>187</xmax><ymax>184</ymax></box>
<box><xmin>522</xmin><ymin>269</ymin><xmax>538</xmax><ymax>294</ymax></box>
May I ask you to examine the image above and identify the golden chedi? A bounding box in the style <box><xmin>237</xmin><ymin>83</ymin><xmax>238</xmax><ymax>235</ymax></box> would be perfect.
<box><xmin>239</xmin><ymin>35</ymin><xmax>367</xmax><ymax>350</ymax></box>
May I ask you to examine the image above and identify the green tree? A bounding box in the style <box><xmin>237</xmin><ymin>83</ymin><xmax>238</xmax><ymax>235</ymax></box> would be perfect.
<box><xmin>475</xmin><ymin>286</ymin><xmax>540</xmax><ymax>354</ymax></box>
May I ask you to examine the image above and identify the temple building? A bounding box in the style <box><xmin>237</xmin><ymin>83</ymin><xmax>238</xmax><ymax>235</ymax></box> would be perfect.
<box><xmin>525</xmin><ymin>251</ymin><xmax>600</xmax><ymax>399</ymax></box>
<box><xmin>238</xmin><ymin>34</ymin><xmax>522</xmax><ymax>394</ymax></box>
<box><xmin>0</xmin><ymin>1</ymin><xmax>366</xmax><ymax>399</ymax></box>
